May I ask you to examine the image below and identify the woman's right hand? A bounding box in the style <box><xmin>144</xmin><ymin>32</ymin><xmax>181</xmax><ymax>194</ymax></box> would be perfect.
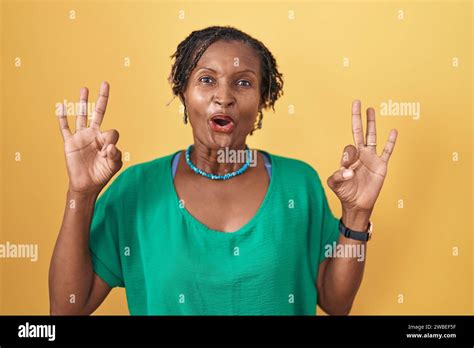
<box><xmin>57</xmin><ymin>81</ymin><xmax>123</xmax><ymax>195</ymax></box>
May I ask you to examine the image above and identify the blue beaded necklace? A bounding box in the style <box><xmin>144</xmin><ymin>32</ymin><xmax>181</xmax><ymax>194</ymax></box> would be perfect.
<box><xmin>185</xmin><ymin>144</ymin><xmax>252</xmax><ymax>180</ymax></box>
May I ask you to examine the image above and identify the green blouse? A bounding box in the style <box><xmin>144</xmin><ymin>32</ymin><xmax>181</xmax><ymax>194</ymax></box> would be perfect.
<box><xmin>89</xmin><ymin>150</ymin><xmax>340</xmax><ymax>315</ymax></box>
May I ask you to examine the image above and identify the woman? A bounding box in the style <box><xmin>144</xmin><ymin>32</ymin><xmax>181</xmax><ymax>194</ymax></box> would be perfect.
<box><xmin>49</xmin><ymin>26</ymin><xmax>398</xmax><ymax>315</ymax></box>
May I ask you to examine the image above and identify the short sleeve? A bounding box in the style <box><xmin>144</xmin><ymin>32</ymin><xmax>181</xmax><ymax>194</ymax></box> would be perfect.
<box><xmin>89</xmin><ymin>179</ymin><xmax>125</xmax><ymax>288</ymax></box>
<box><xmin>308</xmin><ymin>167</ymin><xmax>341</xmax><ymax>264</ymax></box>
<box><xmin>317</xmin><ymin>187</ymin><xmax>340</xmax><ymax>264</ymax></box>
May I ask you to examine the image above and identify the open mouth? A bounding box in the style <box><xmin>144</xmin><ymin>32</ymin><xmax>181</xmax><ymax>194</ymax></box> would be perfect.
<box><xmin>209</xmin><ymin>115</ymin><xmax>235</xmax><ymax>133</ymax></box>
<box><xmin>212</xmin><ymin>118</ymin><xmax>231</xmax><ymax>126</ymax></box>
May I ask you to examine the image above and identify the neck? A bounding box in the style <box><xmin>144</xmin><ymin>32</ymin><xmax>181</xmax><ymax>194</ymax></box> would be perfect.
<box><xmin>190</xmin><ymin>139</ymin><xmax>249</xmax><ymax>176</ymax></box>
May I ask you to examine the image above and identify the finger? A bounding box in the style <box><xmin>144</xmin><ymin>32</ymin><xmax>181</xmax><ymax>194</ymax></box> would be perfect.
<box><xmin>56</xmin><ymin>103</ymin><xmax>72</xmax><ymax>140</ymax></box>
<box><xmin>340</xmin><ymin>144</ymin><xmax>358</xmax><ymax>168</ymax></box>
<box><xmin>365</xmin><ymin>107</ymin><xmax>377</xmax><ymax>154</ymax></box>
<box><xmin>100</xmin><ymin>129</ymin><xmax>120</xmax><ymax>151</ymax></box>
<box><xmin>380</xmin><ymin>129</ymin><xmax>398</xmax><ymax>163</ymax></box>
<box><xmin>105</xmin><ymin>144</ymin><xmax>123</xmax><ymax>173</ymax></box>
<box><xmin>347</xmin><ymin>158</ymin><xmax>362</xmax><ymax>171</ymax></box>
<box><xmin>76</xmin><ymin>87</ymin><xmax>89</xmax><ymax>131</ymax></box>
<box><xmin>90</xmin><ymin>81</ymin><xmax>110</xmax><ymax>130</ymax></box>
<box><xmin>351</xmin><ymin>100</ymin><xmax>365</xmax><ymax>149</ymax></box>
<box><xmin>327</xmin><ymin>167</ymin><xmax>354</xmax><ymax>191</ymax></box>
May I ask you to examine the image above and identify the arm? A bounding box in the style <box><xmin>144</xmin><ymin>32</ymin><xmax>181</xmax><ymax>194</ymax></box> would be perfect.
<box><xmin>319</xmin><ymin>99</ymin><xmax>398</xmax><ymax>315</ymax></box>
<box><xmin>317</xmin><ymin>209</ymin><xmax>370</xmax><ymax>315</ymax></box>
<box><xmin>49</xmin><ymin>190</ymin><xmax>111</xmax><ymax>315</ymax></box>
<box><xmin>49</xmin><ymin>82</ymin><xmax>122</xmax><ymax>315</ymax></box>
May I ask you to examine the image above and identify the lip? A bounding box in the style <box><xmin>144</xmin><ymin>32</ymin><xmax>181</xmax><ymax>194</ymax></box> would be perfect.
<box><xmin>209</xmin><ymin>113</ymin><xmax>235</xmax><ymax>133</ymax></box>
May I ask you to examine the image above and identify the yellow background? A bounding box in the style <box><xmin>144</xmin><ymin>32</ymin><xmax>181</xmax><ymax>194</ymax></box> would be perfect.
<box><xmin>0</xmin><ymin>0</ymin><xmax>472</xmax><ymax>315</ymax></box>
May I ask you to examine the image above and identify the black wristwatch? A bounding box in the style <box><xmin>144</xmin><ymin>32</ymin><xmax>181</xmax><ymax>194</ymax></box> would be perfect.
<box><xmin>338</xmin><ymin>218</ymin><xmax>373</xmax><ymax>241</ymax></box>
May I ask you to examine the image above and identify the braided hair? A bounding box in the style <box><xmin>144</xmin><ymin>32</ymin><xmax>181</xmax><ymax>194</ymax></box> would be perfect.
<box><xmin>168</xmin><ymin>26</ymin><xmax>284</xmax><ymax>135</ymax></box>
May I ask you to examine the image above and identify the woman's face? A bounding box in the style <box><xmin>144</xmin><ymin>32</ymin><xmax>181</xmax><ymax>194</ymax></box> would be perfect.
<box><xmin>182</xmin><ymin>39</ymin><xmax>262</xmax><ymax>149</ymax></box>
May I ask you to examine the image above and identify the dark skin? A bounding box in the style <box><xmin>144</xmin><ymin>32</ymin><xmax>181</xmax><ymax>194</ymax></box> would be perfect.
<box><xmin>174</xmin><ymin>149</ymin><xmax>269</xmax><ymax>232</ymax></box>
<box><xmin>175</xmin><ymin>40</ymin><xmax>269</xmax><ymax>232</ymax></box>
<box><xmin>177</xmin><ymin>40</ymin><xmax>398</xmax><ymax>316</ymax></box>
<box><xmin>49</xmin><ymin>39</ymin><xmax>397</xmax><ymax>316</ymax></box>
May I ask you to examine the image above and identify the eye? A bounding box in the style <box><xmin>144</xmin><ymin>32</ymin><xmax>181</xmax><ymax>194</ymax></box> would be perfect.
<box><xmin>237</xmin><ymin>79</ymin><xmax>252</xmax><ymax>87</ymax></box>
<box><xmin>198</xmin><ymin>76</ymin><xmax>214</xmax><ymax>84</ymax></box>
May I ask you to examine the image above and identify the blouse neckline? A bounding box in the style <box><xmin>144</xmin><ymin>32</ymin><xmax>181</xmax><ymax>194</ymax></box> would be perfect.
<box><xmin>166</xmin><ymin>149</ymin><xmax>277</xmax><ymax>237</ymax></box>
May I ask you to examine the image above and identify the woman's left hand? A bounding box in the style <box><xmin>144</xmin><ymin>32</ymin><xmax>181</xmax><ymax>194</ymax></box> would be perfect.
<box><xmin>327</xmin><ymin>100</ymin><xmax>398</xmax><ymax>214</ymax></box>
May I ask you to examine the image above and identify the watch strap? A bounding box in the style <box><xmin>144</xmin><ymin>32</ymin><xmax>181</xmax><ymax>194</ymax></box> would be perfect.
<box><xmin>338</xmin><ymin>218</ymin><xmax>372</xmax><ymax>241</ymax></box>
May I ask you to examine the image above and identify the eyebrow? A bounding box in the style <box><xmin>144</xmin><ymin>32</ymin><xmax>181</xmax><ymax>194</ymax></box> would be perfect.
<box><xmin>195</xmin><ymin>66</ymin><xmax>257</xmax><ymax>76</ymax></box>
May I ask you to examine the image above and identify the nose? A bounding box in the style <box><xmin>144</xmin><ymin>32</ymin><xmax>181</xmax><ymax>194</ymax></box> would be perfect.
<box><xmin>213</xmin><ymin>84</ymin><xmax>236</xmax><ymax>108</ymax></box>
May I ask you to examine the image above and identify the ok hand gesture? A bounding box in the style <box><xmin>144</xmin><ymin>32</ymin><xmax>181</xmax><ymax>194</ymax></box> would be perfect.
<box><xmin>327</xmin><ymin>100</ymin><xmax>398</xmax><ymax>214</ymax></box>
<box><xmin>57</xmin><ymin>81</ymin><xmax>122</xmax><ymax>195</ymax></box>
